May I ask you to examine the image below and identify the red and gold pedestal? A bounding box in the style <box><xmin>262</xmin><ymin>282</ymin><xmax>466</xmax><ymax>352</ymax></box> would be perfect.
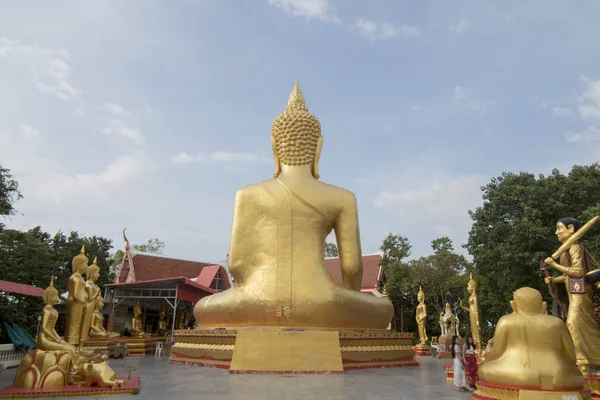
<box><xmin>122</xmin><ymin>336</ymin><xmax>157</xmax><ymax>356</ymax></box>
<box><xmin>445</xmin><ymin>363</ymin><xmax>454</xmax><ymax>382</ymax></box>
<box><xmin>585</xmin><ymin>376</ymin><xmax>600</xmax><ymax>399</ymax></box>
<box><xmin>472</xmin><ymin>381</ymin><xmax>592</xmax><ymax>400</ymax></box>
<box><xmin>169</xmin><ymin>328</ymin><xmax>418</xmax><ymax>374</ymax></box>
<box><xmin>82</xmin><ymin>337</ymin><xmax>120</xmax><ymax>355</ymax></box>
<box><xmin>414</xmin><ymin>344</ymin><xmax>431</xmax><ymax>356</ymax></box>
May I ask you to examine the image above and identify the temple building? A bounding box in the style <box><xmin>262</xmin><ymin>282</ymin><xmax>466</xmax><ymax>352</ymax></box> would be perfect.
<box><xmin>324</xmin><ymin>252</ymin><xmax>387</xmax><ymax>297</ymax></box>
<box><xmin>103</xmin><ymin>231</ymin><xmax>230</xmax><ymax>337</ymax></box>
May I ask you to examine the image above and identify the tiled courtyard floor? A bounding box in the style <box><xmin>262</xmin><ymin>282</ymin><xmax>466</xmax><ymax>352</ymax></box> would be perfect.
<box><xmin>0</xmin><ymin>355</ymin><xmax>471</xmax><ymax>400</ymax></box>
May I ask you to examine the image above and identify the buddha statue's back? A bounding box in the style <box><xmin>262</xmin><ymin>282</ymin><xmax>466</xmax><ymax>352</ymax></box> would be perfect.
<box><xmin>193</xmin><ymin>82</ymin><xmax>393</xmax><ymax>329</ymax></box>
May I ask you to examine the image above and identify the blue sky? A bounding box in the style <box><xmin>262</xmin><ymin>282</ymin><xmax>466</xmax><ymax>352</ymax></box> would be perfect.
<box><xmin>2</xmin><ymin>0</ymin><xmax>600</xmax><ymax>263</ymax></box>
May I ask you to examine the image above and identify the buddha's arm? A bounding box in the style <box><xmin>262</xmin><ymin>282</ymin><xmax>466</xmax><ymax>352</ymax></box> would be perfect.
<box><xmin>551</xmin><ymin>275</ymin><xmax>567</xmax><ymax>283</ymax></box>
<box><xmin>561</xmin><ymin>325</ymin><xmax>577</xmax><ymax>365</ymax></box>
<box><xmin>551</xmin><ymin>245</ymin><xmax>584</xmax><ymax>278</ymax></box>
<box><xmin>73</xmin><ymin>278</ymin><xmax>87</xmax><ymax>303</ymax></box>
<box><xmin>458</xmin><ymin>298</ymin><xmax>469</xmax><ymax>312</ymax></box>
<box><xmin>334</xmin><ymin>193</ymin><xmax>362</xmax><ymax>291</ymax></box>
<box><xmin>484</xmin><ymin>319</ymin><xmax>508</xmax><ymax>363</ymax></box>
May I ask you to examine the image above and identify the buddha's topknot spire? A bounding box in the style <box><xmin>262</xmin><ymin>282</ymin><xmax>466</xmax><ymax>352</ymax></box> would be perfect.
<box><xmin>49</xmin><ymin>276</ymin><xmax>54</xmax><ymax>287</ymax></box>
<box><xmin>286</xmin><ymin>80</ymin><xmax>308</xmax><ymax>111</ymax></box>
<box><xmin>80</xmin><ymin>245</ymin><xmax>85</xmax><ymax>255</ymax></box>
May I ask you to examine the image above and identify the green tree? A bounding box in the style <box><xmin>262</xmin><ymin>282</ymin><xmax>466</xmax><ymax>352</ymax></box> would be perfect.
<box><xmin>465</xmin><ymin>164</ymin><xmax>600</xmax><ymax>336</ymax></box>
<box><xmin>324</xmin><ymin>242</ymin><xmax>338</xmax><ymax>257</ymax></box>
<box><xmin>410</xmin><ymin>237</ymin><xmax>470</xmax><ymax>337</ymax></box>
<box><xmin>379</xmin><ymin>233</ymin><xmax>413</xmax><ymax>332</ymax></box>
<box><xmin>0</xmin><ymin>165</ymin><xmax>22</xmax><ymax>227</ymax></box>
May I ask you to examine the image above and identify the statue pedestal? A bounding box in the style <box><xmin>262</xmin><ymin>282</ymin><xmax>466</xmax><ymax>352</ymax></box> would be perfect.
<box><xmin>473</xmin><ymin>381</ymin><xmax>592</xmax><ymax>400</ymax></box>
<box><xmin>122</xmin><ymin>336</ymin><xmax>157</xmax><ymax>356</ymax></box>
<box><xmin>82</xmin><ymin>336</ymin><xmax>120</xmax><ymax>355</ymax></box>
<box><xmin>438</xmin><ymin>335</ymin><xmax>453</xmax><ymax>359</ymax></box>
<box><xmin>584</xmin><ymin>376</ymin><xmax>600</xmax><ymax>399</ymax></box>
<box><xmin>414</xmin><ymin>344</ymin><xmax>431</xmax><ymax>356</ymax></box>
<box><xmin>444</xmin><ymin>363</ymin><xmax>454</xmax><ymax>382</ymax></box>
<box><xmin>169</xmin><ymin>328</ymin><xmax>418</xmax><ymax>373</ymax></box>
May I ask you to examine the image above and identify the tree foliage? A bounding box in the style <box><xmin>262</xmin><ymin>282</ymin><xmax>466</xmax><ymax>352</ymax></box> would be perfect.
<box><xmin>0</xmin><ymin>227</ymin><xmax>114</xmax><ymax>341</ymax></box>
<box><xmin>465</xmin><ymin>164</ymin><xmax>600</xmax><ymax>337</ymax></box>
<box><xmin>0</xmin><ymin>165</ymin><xmax>23</xmax><ymax>227</ymax></box>
<box><xmin>324</xmin><ymin>242</ymin><xmax>338</xmax><ymax>258</ymax></box>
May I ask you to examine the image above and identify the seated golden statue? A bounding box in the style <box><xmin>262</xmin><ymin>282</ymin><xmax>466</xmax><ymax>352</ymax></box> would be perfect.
<box><xmin>157</xmin><ymin>308</ymin><xmax>168</xmax><ymax>337</ymax></box>
<box><xmin>37</xmin><ymin>277</ymin><xmax>77</xmax><ymax>358</ymax></box>
<box><xmin>478</xmin><ymin>287</ymin><xmax>583</xmax><ymax>391</ymax></box>
<box><xmin>130</xmin><ymin>302</ymin><xmax>146</xmax><ymax>337</ymax></box>
<box><xmin>194</xmin><ymin>82</ymin><xmax>393</xmax><ymax>329</ymax></box>
<box><xmin>90</xmin><ymin>297</ymin><xmax>119</xmax><ymax>338</ymax></box>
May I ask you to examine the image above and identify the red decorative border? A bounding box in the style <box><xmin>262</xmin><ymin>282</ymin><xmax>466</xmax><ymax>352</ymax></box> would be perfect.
<box><xmin>229</xmin><ymin>370</ymin><xmax>344</xmax><ymax>375</ymax></box>
<box><xmin>0</xmin><ymin>376</ymin><xmax>140</xmax><ymax>398</ymax></box>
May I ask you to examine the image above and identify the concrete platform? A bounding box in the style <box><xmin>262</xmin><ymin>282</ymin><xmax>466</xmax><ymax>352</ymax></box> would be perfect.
<box><xmin>0</xmin><ymin>355</ymin><xmax>471</xmax><ymax>399</ymax></box>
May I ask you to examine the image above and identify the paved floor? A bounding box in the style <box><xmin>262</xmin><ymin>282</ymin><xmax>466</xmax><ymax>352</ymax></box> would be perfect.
<box><xmin>0</xmin><ymin>356</ymin><xmax>471</xmax><ymax>400</ymax></box>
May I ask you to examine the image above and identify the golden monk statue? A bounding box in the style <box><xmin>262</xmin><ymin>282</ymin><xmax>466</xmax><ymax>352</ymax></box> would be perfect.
<box><xmin>478</xmin><ymin>287</ymin><xmax>583</xmax><ymax>391</ymax></box>
<box><xmin>459</xmin><ymin>273</ymin><xmax>483</xmax><ymax>357</ymax></box>
<box><xmin>37</xmin><ymin>277</ymin><xmax>77</xmax><ymax>358</ymax></box>
<box><xmin>65</xmin><ymin>246</ymin><xmax>89</xmax><ymax>345</ymax></box>
<box><xmin>544</xmin><ymin>217</ymin><xmax>600</xmax><ymax>376</ymax></box>
<box><xmin>193</xmin><ymin>81</ymin><xmax>393</xmax><ymax>329</ymax></box>
<box><xmin>415</xmin><ymin>286</ymin><xmax>428</xmax><ymax>345</ymax></box>
<box><xmin>90</xmin><ymin>297</ymin><xmax>119</xmax><ymax>338</ymax></box>
<box><xmin>131</xmin><ymin>302</ymin><xmax>145</xmax><ymax>337</ymax></box>
<box><xmin>157</xmin><ymin>307</ymin><xmax>168</xmax><ymax>337</ymax></box>
<box><xmin>79</xmin><ymin>257</ymin><xmax>101</xmax><ymax>347</ymax></box>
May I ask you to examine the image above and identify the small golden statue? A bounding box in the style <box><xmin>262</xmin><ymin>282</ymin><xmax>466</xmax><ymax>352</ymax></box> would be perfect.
<box><xmin>415</xmin><ymin>286</ymin><xmax>428</xmax><ymax>345</ymax></box>
<box><xmin>89</xmin><ymin>297</ymin><xmax>119</xmax><ymax>338</ymax></box>
<box><xmin>477</xmin><ymin>287</ymin><xmax>584</xmax><ymax>393</ymax></box>
<box><xmin>79</xmin><ymin>256</ymin><xmax>101</xmax><ymax>348</ymax></box>
<box><xmin>193</xmin><ymin>81</ymin><xmax>393</xmax><ymax>329</ymax></box>
<box><xmin>65</xmin><ymin>246</ymin><xmax>89</xmax><ymax>345</ymax></box>
<box><xmin>543</xmin><ymin>217</ymin><xmax>600</xmax><ymax>376</ymax></box>
<box><xmin>458</xmin><ymin>273</ymin><xmax>483</xmax><ymax>358</ymax></box>
<box><xmin>37</xmin><ymin>276</ymin><xmax>77</xmax><ymax>358</ymax></box>
<box><xmin>157</xmin><ymin>307</ymin><xmax>168</xmax><ymax>337</ymax></box>
<box><xmin>131</xmin><ymin>302</ymin><xmax>145</xmax><ymax>337</ymax></box>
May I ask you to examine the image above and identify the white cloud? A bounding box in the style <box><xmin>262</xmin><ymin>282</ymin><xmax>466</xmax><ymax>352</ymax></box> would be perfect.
<box><xmin>552</xmin><ymin>106</ymin><xmax>571</xmax><ymax>116</ymax></box>
<box><xmin>565</xmin><ymin>125</ymin><xmax>600</xmax><ymax>143</ymax></box>
<box><xmin>268</xmin><ymin>0</ymin><xmax>337</xmax><ymax>22</ymax></box>
<box><xmin>449</xmin><ymin>19</ymin><xmax>470</xmax><ymax>34</ymax></box>
<box><xmin>173</xmin><ymin>151</ymin><xmax>269</xmax><ymax>164</ymax></box>
<box><xmin>100</xmin><ymin>119</ymin><xmax>144</xmax><ymax>144</ymax></box>
<box><xmin>578</xmin><ymin>77</ymin><xmax>600</xmax><ymax>119</ymax></box>
<box><xmin>103</xmin><ymin>102</ymin><xmax>131</xmax><ymax>116</ymax></box>
<box><xmin>20</xmin><ymin>125</ymin><xmax>39</xmax><ymax>138</ymax></box>
<box><xmin>353</xmin><ymin>19</ymin><xmax>419</xmax><ymax>40</ymax></box>
<box><xmin>77</xmin><ymin>109</ymin><xmax>85</xmax><ymax>118</ymax></box>
<box><xmin>0</xmin><ymin>37</ymin><xmax>81</xmax><ymax>100</ymax></box>
<box><xmin>453</xmin><ymin>85</ymin><xmax>494</xmax><ymax>111</ymax></box>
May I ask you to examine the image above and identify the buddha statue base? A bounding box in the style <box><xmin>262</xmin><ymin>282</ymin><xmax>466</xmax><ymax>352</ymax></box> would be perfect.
<box><xmin>584</xmin><ymin>376</ymin><xmax>600</xmax><ymax>399</ymax></box>
<box><xmin>444</xmin><ymin>363</ymin><xmax>454</xmax><ymax>382</ymax></box>
<box><xmin>472</xmin><ymin>381</ymin><xmax>592</xmax><ymax>400</ymax></box>
<box><xmin>121</xmin><ymin>336</ymin><xmax>157</xmax><ymax>356</ymax></box>
<box><xmin>414</xmin><ymin>343</ymin><xmax>431</xmax><ymax>356</ymax></box>
<box><xmin>81</xmin><ymin>336</ymin><xmax>120</xmax><ymax>355</ymax></box>
<box><xmin>169</xmin><ymin>327</ymin><xmax>418</xmax><ymax>373</ymax></box>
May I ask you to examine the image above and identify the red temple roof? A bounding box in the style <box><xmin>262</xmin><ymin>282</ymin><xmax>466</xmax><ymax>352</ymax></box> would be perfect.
<box><xmin>324</xmin><ymin>253</ymin><xmax>383</xmax><ymax>290</ymax></box>
<box><xmin>0</xmin><ymin>279</ymin><xmax>44</xmax><ymax>297</ymax></box>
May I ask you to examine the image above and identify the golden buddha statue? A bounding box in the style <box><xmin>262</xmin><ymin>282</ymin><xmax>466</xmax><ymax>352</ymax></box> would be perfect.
<box><xmin>458</xmin><ymin>273</ymin><xmax>483</xmax><ymax>357</ymax></box>
<box><xmin>544</xmin><ymin>217</ymin><xmax>600</xmax><ymax>376</ymax></box>
<box><xmin>79</xmin><ymin>257</ymin><xmax>101</xmax><ymax>347</ymax></box>
<box><xmin>90</xmin><ymin>297</ymin><xmax>119</xmax><ymax>338</ymax></box>
<box><xmin>157</xmin><ymin>307</ymin><xmax>168</xmax><ymax>337</ymax></box>
<box><xmin>131</xmin><ymin>302</ymin><xmax>145</xmax><ymax>337</ymax></box>
<box><xmin>37</xmin><ymin>276</ymin><xmax>77</xmax><ymax>358</ymax></box>
<box><xmin>193</xmin><ymin>81</ymin><xmax>393</xmax><ymax>329</ymax></box>
<box><xmin>415</xmin><ymin>286</ymin><xmax>428</xmax><ymax>345</ymax></box>
<box><xmin>478</xmin><ymin>287</ymin><xmax>583</xmax><ymax>391</ymax></box>
<box><xmin>65</xmin><ymin>246</ymin><xmax>89</xmax><ymax>345</ymax></box>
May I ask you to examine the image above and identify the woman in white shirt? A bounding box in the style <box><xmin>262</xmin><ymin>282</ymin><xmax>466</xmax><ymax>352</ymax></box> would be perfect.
<box><xmin>451</xmin><ymin>335</ymin><xmax>468</xmax><ymax>391</ymax></box>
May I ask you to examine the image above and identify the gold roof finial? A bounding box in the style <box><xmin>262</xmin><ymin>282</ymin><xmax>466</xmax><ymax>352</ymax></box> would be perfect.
<box><xmin>123</xmin><ymin>228</ymin><xmax>130</xmax><ymax>251</ymax></box>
